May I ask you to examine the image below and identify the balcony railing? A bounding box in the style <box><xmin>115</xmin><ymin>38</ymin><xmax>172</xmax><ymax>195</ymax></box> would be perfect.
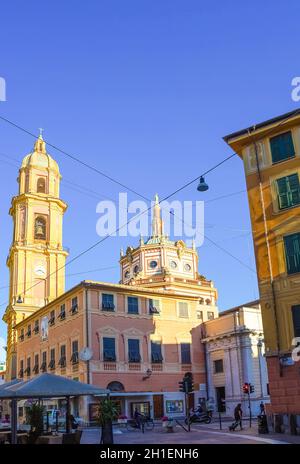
<box><xmin>151</xmin><ymin>363</ymin><xmax>163</xmax><ymax>372</ymax></box>
<box><xmin>128</xmin><ymin>363</ymin><xmax>141</xmax><ymax>371</ymax></box>
<box><xmin>103</xmin><ymin>362</ymin><xmax>117</xmax><ymax>371</ymax></box>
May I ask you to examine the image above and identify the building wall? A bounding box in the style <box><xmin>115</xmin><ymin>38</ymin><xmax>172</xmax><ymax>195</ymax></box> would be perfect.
<box><xmin>15</xmin><ymin>282</ymin><xmax>209</xmax><ymax>421</ymax></box>
<box><xmin>203</xmin><ymin>305</ymin><xmax>269</xmax><ymax>417</ymax></box>
<box><xmin>225</xmin><ymin>113</ymin><xmax>300</xmax><ymax>417</ymax></box>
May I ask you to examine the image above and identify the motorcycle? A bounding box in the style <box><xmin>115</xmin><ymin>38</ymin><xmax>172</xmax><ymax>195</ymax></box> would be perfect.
<box><xmin>185</xmin><ymin>410</ymin><xmax>212</xmax><ymax>425</ymax></box>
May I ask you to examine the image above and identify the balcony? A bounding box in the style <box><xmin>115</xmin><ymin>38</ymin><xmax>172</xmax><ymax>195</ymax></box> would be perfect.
<box><xmin>128</xmin><ymin>363</ymin><xmax>141</xmax><ymax>371</ymax></box>
<box><xmin>103</xmin><ymin>362</ymin><xmax>117</xmax><ymax>371</ymax></box>
<box><xmin>151</xmin><ymin>363</ymin><xmax>163</xmax><ymax>372</ymax></box>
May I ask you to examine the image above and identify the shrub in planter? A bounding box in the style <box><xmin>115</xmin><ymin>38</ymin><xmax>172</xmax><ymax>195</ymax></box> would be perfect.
<box><xmin>97</xmin><ymin>398</ymin><xmax>119</xmax><ymax>444</ymax></box>
<box><xmin>26</xmin><ymin>404</ymin><xmax>44</xmax><ymax>444</ymax></box>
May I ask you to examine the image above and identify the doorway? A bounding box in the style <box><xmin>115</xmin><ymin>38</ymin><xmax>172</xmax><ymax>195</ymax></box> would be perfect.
<box><xmin>215</xmin><ymin>386</ymin><xmax>226</xmax><ymax>412</ymax></box>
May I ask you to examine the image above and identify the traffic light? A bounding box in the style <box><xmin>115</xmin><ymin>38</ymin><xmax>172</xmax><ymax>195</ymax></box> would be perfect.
<box><xmin>179</xmin><ymin>381</ymin><xmax>185</xmax><ymax>393</ymax></box>
<box><xmin>250</xmin><ymin>384</ymin><xmax>255</xmax><ymax>394</ymax></box>
<box><xmin>184</xmin><ymin>372</ymin><xmax>194</xmax><ymax>393</ymax></box>
<box><xmin>243</xmin><ymin>382</ymin><xmax>249</xmax><ymax>394</ymax></box>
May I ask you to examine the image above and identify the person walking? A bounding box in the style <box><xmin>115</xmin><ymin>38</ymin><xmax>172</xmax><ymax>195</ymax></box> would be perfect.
<box><xmin>259</xmin><ymin>401</ymin><xmax>265</xmax><ymax>415</ymax></box>
<box><xmin>229</xmin><ymin>403</ymin><xmax>243</xmax><ymax>431</ymax></box>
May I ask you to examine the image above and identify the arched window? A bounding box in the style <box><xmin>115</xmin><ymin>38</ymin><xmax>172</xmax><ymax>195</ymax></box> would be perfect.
<box><xmin>37</xmin><ymin>177</ymin><xmax>46</xmax><ymax>193</ymax></box>
<box><xmin>106</xmin><ymin>381</ymin><xmax>125</xmax><ymax>392</ymax></box>
<box><xmin>34</xmin><ymin>216</ymin><xmax>47</xmax><ymax>240</ymax></box>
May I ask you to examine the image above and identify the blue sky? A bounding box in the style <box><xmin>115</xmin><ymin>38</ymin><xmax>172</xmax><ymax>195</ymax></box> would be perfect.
<box><xmin>0</xmin><ymin>0</ymin><xmax>300</xmax><ymax>354</ymax></box>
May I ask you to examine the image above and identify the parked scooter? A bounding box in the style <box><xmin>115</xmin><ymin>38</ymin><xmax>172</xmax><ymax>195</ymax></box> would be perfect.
<box><xmin>185</xmin><ymin>409</ymin><xmax>212</xmax><ymax>425</ymax></box>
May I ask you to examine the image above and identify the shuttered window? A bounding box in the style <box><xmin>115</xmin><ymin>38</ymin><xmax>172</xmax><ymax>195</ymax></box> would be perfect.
<box><xmin>127</xmin><ymin>297</ymin><xmax>139</xmax><ymax>314</ymax></box>
<box><xmin>128</xmin><ymin>339</ymin><xmax>141</xmax><ymax>363</ymax></box>
<box><xmin>103</xmin><ymin>337</ymin><xmax>116</xmax><ymax>362</ymax></box>
<box><xmin>178</xmin><ymin>302</ymin><xmax>189</xmax><ymax>318</ymax></box>
<box><xmin>270</xmin><ymin>131</ymin><xmax>295</xmax><ymax>163</ymax></box>
<box><xmin>284</xmin><ymin>233</ymin><xmax>300</xmax><ymax>274</ymax></box>
<box><xmin>151</xmin><ymin>341</ymin><xmax>163</xmax><ymax>363</ymax></box>
<box><xmin>277</xmin><ymin>174</ymin><xmax>300</xmax><ymax>210</ymax></box>
<box><xmin>181</xmin><ymin>343</ymin><xmax>191</xmax><ymax>364</ymax></box>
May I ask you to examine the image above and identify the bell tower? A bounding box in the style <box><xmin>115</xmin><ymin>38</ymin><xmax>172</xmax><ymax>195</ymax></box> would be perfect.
<box><xmin>3</xmin><ymin>133</ymin><xmax>68</xmax><ymax>379</ymax></box>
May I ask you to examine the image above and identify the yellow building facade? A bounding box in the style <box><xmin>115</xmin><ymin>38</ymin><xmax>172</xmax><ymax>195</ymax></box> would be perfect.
<box><xmin>224</xmin><ymin>110</ymin><xmax>300</xmax><ymax>417</ymax></box>
<box><xmin>3</xmin><ymin>135</ymin><xmax>68</xmax><ymax>380</ymax></box>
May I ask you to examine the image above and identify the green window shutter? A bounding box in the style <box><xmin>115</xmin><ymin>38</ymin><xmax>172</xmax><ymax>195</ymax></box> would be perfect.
<box><xmin>284</xmin><ymin>233</ymin><xmax>300</xmax><ymax>274</ymax></box>
<box><xmin>277</xmin><ymin>174</ymin><xmax>300</xmax><ymax>209</ymax></box>
<box><xmin>270</xmin><ymin>131</ymin><xmax>295</xmax><ymax>163</ymax></box>
<box><xmin>277</xmin><ymin>177</ymin><xmax>289</xmax><ymax>209</ymax></box>
<box><xmin>288</xmin><ymin>174</ymin><xmax>300</xmax><ymax>206</ymax></box>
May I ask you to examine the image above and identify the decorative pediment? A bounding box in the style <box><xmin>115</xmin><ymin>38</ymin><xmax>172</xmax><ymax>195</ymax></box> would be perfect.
<box><xmin>96</xmin><ymin>326</ymin><xmax>119</xmax><ymax>336</ymax></box>
<box><xmin>123</xmin><ymin>327</ymin><xmax>144</xmax><ymax>337</ymax></box>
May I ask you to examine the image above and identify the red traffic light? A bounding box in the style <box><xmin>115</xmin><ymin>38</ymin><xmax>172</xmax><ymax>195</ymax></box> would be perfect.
<box><xmin>243</xmin><ymin>383</ymin><xmax>249</xmax><ymax>394</ymax></box>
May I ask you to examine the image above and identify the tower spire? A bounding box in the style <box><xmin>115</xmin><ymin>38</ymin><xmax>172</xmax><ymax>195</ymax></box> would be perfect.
<box><xmin>152</xmin><ymin>193</ymin><xmax>164</xmax><ymax>236</ymax></box>
<box><xmin>34</xmin><ymin>128</ymin><xmax>46</xmax><ymax>154</ymax></box>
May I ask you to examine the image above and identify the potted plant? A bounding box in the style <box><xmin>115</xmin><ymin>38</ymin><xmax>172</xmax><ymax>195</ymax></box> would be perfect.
<box><xmin>97</xmin><ymin>398</ymin><xmax>119</xmax><ymax>444</ymax></box>
<box><xmin>162</xmin><ymin>416</ymin><xmax>175</xmax><ymax>432</ymax></box>
<box><xmin>26</xmin><ymin>404</ymin><xmax>44</xmax><ymax>444</ymax></box>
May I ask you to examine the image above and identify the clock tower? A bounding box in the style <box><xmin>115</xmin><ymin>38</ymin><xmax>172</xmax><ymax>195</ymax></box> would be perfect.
<box><xmin>3</xmin><ymin>134</ymin><xmax>68</xmax><ymax>379</ymax></box>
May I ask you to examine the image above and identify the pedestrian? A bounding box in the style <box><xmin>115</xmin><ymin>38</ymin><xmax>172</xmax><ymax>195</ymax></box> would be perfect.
<box><xmin>229</xmin><ymin>403</ymin><xmax>243</xmax><ymax>431</ymax></box>
<box><xmin>259</xmin><ymin>401</ymin><xmax>265</xmax><ymax>415</ymax></box>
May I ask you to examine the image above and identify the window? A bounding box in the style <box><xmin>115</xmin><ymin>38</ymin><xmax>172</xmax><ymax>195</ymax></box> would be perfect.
<box><xmin>19</xmin><ymin>328</ymin><xmax>24</xmax><ymax>341</ymax></box>
<box><xmin>70</xmin><ymin>296</ymin><xmax>78</xmax><ymax>314</ymax></box>
<box><xmin>71</xmin><ymin>340</ymin><xmax>79</xmax><ymax>364</ymax></box>
<box><xmin>128</xmin><ymin>339</ymin><xmax>141</xmax><ymax>363</ymax></box>
<box><xmin>284</xmin><ymin>233</ymin><xmax>300</xmax><ymax>275</ymax></box>
<box><xmin>214</xmin><ymin>359</ymin><xmax>224</xmax><ymax>374</ymax></box>
<box><xmin>49</xmin><ymin>310</ymin><xmax>55</xmax><ymax>326</ymax></box>
<box><xmin>277</xmin><ymin>174</ymin><xmax>300</xmax><ymax>210</ymax></box>
<box><xmin>33</xmin><ymin>354</ymin><xmax>39</xmax><ymax>374</ymax></box>
<box><xmin>128</xmin><ymin>296</ymin><xmax>139</xmax><ymax>314</ymax></box>
<box><xmin>34</xmin><ymin>216</ymin><xmax>47</xmax><ymax>240</ymax></box>
<box><xmin>37</xmin><ymin>177</ymin><xmax>46</xmax><ymax>193</ymax></box>
<box><xmin>170</xmin><ymin>260</ymin><xmax>177</xmax><ymax>269</ymax></box>
<box><xmin>178</xmin><ymin>302</ymin><xmax>189</xmax><ymax>318</ymax></box>
<box><xmin>49</xmin><ymin>348</ymin><xmax>55</xmax><ymax>370</ymax></box>
<box><xmin>197</xmin><ymin>310</ymin><xmax>203</xmax><ymax>321</ymax></box>
<box><xmin>270</xmin><ymin>131</ymin><xmax>295</xmax><ymax>164</ymax></box>
<box><xmin>149</xmin><ymin>299</ymin><xmax>160</xmax><ymax>314</ymax></box>
<box><xmin>103</xmin><ymin>337</ymin><xmax>116</xmax><ymax>362</ymax></box>
<box><xmin>102</xmin><ymin>294</ymin><xmax>115</xmax><ymax>311</ymax></box>
<box><xmin>133</xmin><ymin>265</ymin><xmax>140</xmax><ymax>274</ymax></box>
<box><xmin>41</xmin><ymin>351</ymin><xmax>47</xmax><ymax>372</ymax></box>
<box><xmin>149</xmin><ymin>260</ymin><xmax>158</xmax><ymax>269</ymax></box>
<box><xmin>59</xmin><ymin>304</ymin><xmax>66</xmax><ymax>320</ymax></box>
<box><xmin>27</xmin><ymin>325</ymin><xmax>31</xmax><ymax>338</ymax></box>
<box><xmin>207</xmin><ymin>311</ymin><xmax>215</xmax><ymax>320</ymax></box>
<box><xmin>151</xmin><ymin>341</ymin><xmax>163</xmax><ymax>363</ymax></box>
<box><xmin>292</xmin><ymin>305</ymin><xmax>300</xmax><ymax>337</ymax></box>
<box><xmin>34</xmin><ymin>320</ymin><xmax>39</xmax><ymax>334</ymax></box>
<box><xmin>184</xmin><ymin>263</ymin><xmax>191</xmax><ymax>271</ymax></box>
<box><xmin>18</xmin><ymin>407</ymin><xmax>24</xmax><ymax>418</ymax></box>
<box><xmin>125</xmin><ymin>270</ymin><xmax>130</xmax><ymax>279</ymax></box>
<box><xmin>59</xmin><ymin>345</ymin><xmax>66</xmax><ymax>368</ymax></box>
<box><xmin>19</xmin><ymin>360</ymin><xmax>24</xmax><ymax>378</ymax></box>
<box><xmin>25</xmin><ymin>358</ymin><xmax>31</xmax><ymax>376</ymax></box>
<box><xmin>181</xmin><ymin>343</ymin><xmax>191</xmax><ymax>364</ymax></box>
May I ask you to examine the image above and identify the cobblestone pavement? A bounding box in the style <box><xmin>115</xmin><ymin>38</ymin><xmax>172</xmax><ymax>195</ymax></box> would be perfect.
<box><xmin>80</xmin><ymin>420</ymin><xmax>300</xmax><ymax>445</ymax></box>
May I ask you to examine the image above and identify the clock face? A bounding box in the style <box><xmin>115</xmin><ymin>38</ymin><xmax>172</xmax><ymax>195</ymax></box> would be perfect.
<box><xmin>79</xmin><ymin>347</ymin><xmax>93</xmax><ymax>361</ymax></box>
<box><xmin>170</xmin><ymin>260</ymin><xmax>177</xmax><ymax>269</ymax></box>
<box><xmin>184</xmin><ymin>263</ymin><xmax>191</xmax><ymax>271</ymax></box>
<box><xmin>34</xmin><ymin>265</ymin><xmax>46</xmax><ymax>276</ymax></box>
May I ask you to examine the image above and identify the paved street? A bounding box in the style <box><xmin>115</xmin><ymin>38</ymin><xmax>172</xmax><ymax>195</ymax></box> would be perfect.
<box><xmin>80</xmin><ymin>420</ymin><xmax>300</xmax><ymax>445</ymax></box>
